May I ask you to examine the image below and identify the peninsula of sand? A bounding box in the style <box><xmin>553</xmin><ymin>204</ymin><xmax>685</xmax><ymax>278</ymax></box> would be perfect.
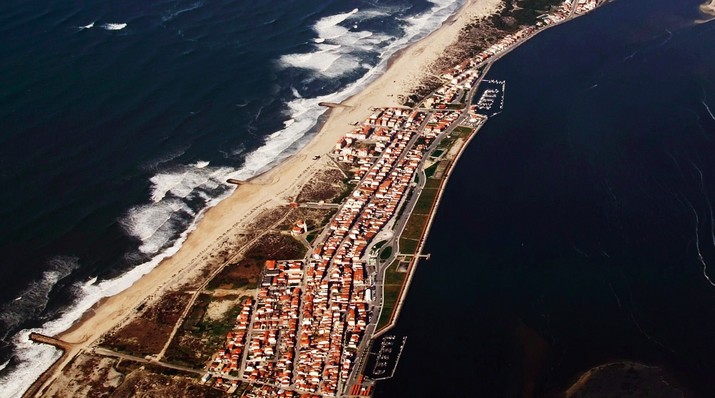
<box><xmin>21</xmin><ymin>0</ymin><xmax>503</xmax><ymax>396</ymax></box>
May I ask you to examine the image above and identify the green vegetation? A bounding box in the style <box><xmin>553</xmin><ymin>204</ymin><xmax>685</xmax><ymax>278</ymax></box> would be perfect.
<box><xmin>306</xmin><ymin>232</ymin><xmax>317</xmax><ymax>243</ymax></box>
<box><xmin>431</xmin><ymin>149</ymin><xmax>445</xmax><ymax>158</ymax></box>
<box><xmin>424</xmin><ymin>163</ymin><xmax>439</xmax><ymax>179</ymax></box>
<box><xmin>452</xmin><ymin>126</ymin><xmax>474</xmax><ymax>137</ymax></box>
<box><xmin>376</xmin><ymin>260</ymin><xmax>408</xmax><ymax>330</ymax></box>
<box><xmin>384</xmin><ymin>261</ymin><xmax>408</xmax><ymax>286</ymax></box>
<box><xmin>490</xmin><ymin>0</ymin><xmax>564</xmax><ymax>30</ymax></box>
<box><xmin>334</xmin><ymin>181</ymin><xmax>356</xmax><ymax>204</ymax></box>
<box><xmin>401</xmin><ymin>214</ymin><xmax>428</xmax><ymax>241</ymax></box>
<box><xmin>414</xmin><ymin>188</ymin><xmax>439</xmax><ymax>215</ymax></box>
<box><xmin>436</xmin><ymin>136</ymin><xmax>456</xmax><ymax>151</ymax></box>
<box><xmin>380</xmin><ymin>246</ymin><xmax>393</xmax><ymax>260</ymax></box>
<box><xmin>165</xmin><ymin>295</ymin><xmax>247</xmax><ymax>369</ymax></box>
<box><xmin>425</xmin><ymin>178</ymin><xmax>442</xmax><ymax>190</ymax></box>
<box><xmin>399</xmin><ymin>238</ymin><xmax>418</xmax><ymax>255</ymax></box>
<box><xmin>377</xmin><ymin>285</ymin><xmax>402</xmax><ymax>330</ymax></box>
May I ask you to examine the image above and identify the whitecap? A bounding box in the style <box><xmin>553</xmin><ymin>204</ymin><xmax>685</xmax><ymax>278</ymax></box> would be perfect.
<box><xmin>102</xmin><ymin>23</ymin><xmax>127</xmax><ymax>31</ymax></box>
<box><xmin>193</xmin><ymin>160</ymin><xmax>210</xmax><ymax>168</ymax></box>
<box><xmin>78</xmin><ymin>22</ymin><xmax>94</xmax><ymax>30</ymax></box>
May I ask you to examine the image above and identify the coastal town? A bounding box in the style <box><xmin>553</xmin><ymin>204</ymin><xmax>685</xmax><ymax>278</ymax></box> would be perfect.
<box><xmin>202</xmin><ymin>0</ymin><xmax>603</xmax><ymax>396</ymax></box>
<box><xmin>16</xmin><ymin>0</ymin><xmax>607</xmax><ymax>397</ymax></box>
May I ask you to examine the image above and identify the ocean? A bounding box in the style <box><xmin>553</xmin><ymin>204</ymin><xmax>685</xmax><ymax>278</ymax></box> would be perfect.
<box><xmin>377</xmin><ymin>0</ymin><xmax>715</xmax><ymax>396</ymax></box>
<box><xmin>0</xmin><ymin>0</ymin><xmax>463</xmax><ymax>395</ymax></box>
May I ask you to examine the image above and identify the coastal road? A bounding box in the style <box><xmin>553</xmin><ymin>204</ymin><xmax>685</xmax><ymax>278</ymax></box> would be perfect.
<box><xmin>92</xmin><ymin>347</ymin><xmax>213</xmax><ymax>377</ymax></box>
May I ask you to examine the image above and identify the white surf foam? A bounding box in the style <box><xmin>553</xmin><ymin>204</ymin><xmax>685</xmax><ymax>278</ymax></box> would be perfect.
<box><xmin>0</xmin><ymin>256</ymin><xmax>80</xmax><ymax>339</ymax></box>
<box><xmin>2</xmin><ymin>2</ymin><xmax>464</xmax><ymax>395</ymax></box>
<box><xmin>78</xmin><ymin>22</ymin><xmax>94</xmax><ymax>30</ymax></box>
<box><xmin>146</xmin><ymin>164</ymin><xmax>232</xmax><ymax>203</ymax></box>
<box><xmin>236</xmin><ymin>1</ymin><xmax>463</xmax><ymax>178</ymax></box>
<box><xmin>280</xmin><ymin>7</ymin><xmax>392</xmax><ymax>78</ymax></box>
<box><xmin>102</xmin><ymin>23</ymin><xmax>127</xmax><ymax>31</ymax></box>
<box><xmin>121</xmin><ymin>164</ymin><xmax>234</xmax><ymax>254</ymax></box>
<box><xmin>280</xmin><ymin>0</ymin><xmax>460</xmax><ymax>79</ymax></box>
<box><xmin>0</xmin><ymin>185</ymin><xmax>232</xmax><ymax>397</ymax></box>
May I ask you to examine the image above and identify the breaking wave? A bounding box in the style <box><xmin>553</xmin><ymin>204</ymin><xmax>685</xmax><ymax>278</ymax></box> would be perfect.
<box><xmin>122</xmin><ymin>164</ymin><xmax>234</xmax><ymax>254</ymax></box>
<box><xmin>101</xmin><ymin>23</ymin><xmax>127</xmax><ymax>31</ymax></box>
<box><xmin>77</xmin><ymin>22</ymin><xmax>94</xmax><ymax>30</ymax></box>
<box><xmin>0</xmin><ymin>217</ymin><xmax>209</xmax><ymax>397</ymax></box>
<box><xmin>0</xmin><ymin>256</ymin><xmax>80</xmax><ymax>340</ymax></box>
<box><xmin>280</xmin><ymin>0</ymin><xmax>460</xmax><ymax>78</ymax></box>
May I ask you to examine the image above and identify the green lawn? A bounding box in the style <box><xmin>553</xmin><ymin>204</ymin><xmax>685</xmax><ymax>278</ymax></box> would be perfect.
<box><xmin>399</xmin><ymin>238</ymin><xmax>418</xmax><ymax>255</ymax></box>
<box><xmin>452</xmin><ymin>126</ymin><xmax>474</xmax><ymax>137</ymax></box>
<box><xmin>384</xmin><ymin>261</ymin><xmax>407</xmax><ymax>285</ymax></box>
<box><xmin>401</xmin><ymin>214</ymin><xmax>428</xmax><ymax>241</ymax></box>
<box><xmin>377</xmin><ymin>285</ymin><xmax>402</xmax><ymax>330</ymax></box>
<box><xmin>414</xmin><ymin>188</ymin><xmax>439</xmax><ymax>215</ymax></box>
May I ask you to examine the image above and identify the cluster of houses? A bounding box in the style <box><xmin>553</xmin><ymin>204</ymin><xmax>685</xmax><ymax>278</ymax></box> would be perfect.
<box><xmin>423</xmin><ymin>110</ymin><xmax>461</xmax><ymax>139</ymax></box>
<box><xmin>575</xmin><ymin>0</ymin><xmax>599</xmax><ymax>14</ymax></box>
<box><xmin>333</xmin><ymin>108</ymin><xmax>426</xmax><ymax>165</ymax></box>
<box><xmin>432</xmin><ymin>66</ymin><xmax>481</xmax><ymax>108</ymax></box>
<box><xmin>214</xmin><ymin>103</ymin><xmax>456</xmax><ymax>396</ymax></box>
<box><xmin>198</xmin><ymin>0</ymin><xmax>606</xmax><ymax>396</ymax></box>
<box><xmin>290</xmin><ymin>110</ymin><xmax>435</xmax><ymax>395</ymax></box>
<box><xmin>242</xmin><ymin>260</ymin><xmax>305</xmax><ymax>387</ymax></box>
<box><xmin>204</xmin><ymin>298</ymin><xmax>253</xmax><ymax>380</ymax></box>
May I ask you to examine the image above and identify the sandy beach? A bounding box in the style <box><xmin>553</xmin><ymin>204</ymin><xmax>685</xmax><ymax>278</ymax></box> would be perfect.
<box><xmin>26</xmin><ymin>0</ymin><xmax>502</xmax><ymax>395</ymax></box>
<box><xmin>702</xmin><ymin>0</ymin><xmax>715</xmax><ymax>16</ymax></box>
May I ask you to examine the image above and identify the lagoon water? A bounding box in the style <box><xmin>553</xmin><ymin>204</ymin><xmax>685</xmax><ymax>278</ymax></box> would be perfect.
<box><xmin>0</xmin><ymin>0</ymin><xmax>462</xmax><ymax>394</ymax></box>
<box><xmin>378</xmin><ymin>0</ymin><xmax>715</xmax><ymax>396</ymax></box>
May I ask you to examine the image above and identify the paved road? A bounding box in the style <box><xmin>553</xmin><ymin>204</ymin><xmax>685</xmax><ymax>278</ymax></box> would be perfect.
<box><xmin>92</xmin><ymin>347</ymin><xmax>215</xmax><ymax>378</ymax></box>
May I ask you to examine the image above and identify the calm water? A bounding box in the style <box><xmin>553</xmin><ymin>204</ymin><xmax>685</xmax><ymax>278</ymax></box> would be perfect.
<box><xmin>0</xmin><ymin>0</ymin><xmax>462</xmax><ymax>395</ymax></box>
<box><xmin>378</xmin><ymin>0</ymin><xmax>715</xmax><ymax>396</ymax></box>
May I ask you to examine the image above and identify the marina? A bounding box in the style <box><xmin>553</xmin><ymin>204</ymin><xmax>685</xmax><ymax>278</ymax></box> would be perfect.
<box><xmin>364</xmin><ymin>335</ymin><xmax>407</xmax><ymax>380</ymax></box>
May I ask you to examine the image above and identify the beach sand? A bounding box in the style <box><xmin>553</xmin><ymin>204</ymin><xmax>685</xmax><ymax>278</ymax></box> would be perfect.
<box><xmin>702</xmin><ymin>0</ymin><xmax>715</xmax><ymax>18</ymax></box>
<box><xmin>703</xmin><ymin>0</ymin><xmax>715</xmax><ymax>13</ymax></box>
<box><xmin>27</xmin><ymin>0</ymin><xmax>503</xmax><ymax>395</ymax></box>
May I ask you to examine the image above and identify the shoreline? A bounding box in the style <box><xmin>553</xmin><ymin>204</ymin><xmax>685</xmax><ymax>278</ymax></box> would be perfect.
<box><xmin>374</xmin><ymin>117</ymin><xmax>487</xmax><ymax>338</ymax></box>
<box><xmin>21</xmin><ymin>0</ymin><xmax>503</xmax><ymax>396</ymax></box>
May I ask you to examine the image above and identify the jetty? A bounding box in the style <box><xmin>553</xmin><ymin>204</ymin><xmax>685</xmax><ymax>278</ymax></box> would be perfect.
<box><xmin>22</xmin><ymin>334</ymin><xmax>75</xmax><ymax>398</ymax></box>
<box><xmin>318</xmin><ymin>102</ymin><xmax>351</xmax><ymax>109</ymax></box>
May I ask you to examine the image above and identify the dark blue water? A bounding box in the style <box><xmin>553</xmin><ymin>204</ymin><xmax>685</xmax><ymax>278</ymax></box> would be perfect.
<box><xmin>0</xmin><ymin>0</ymin><xmax>462</xmax><ymax>394</ymax></box>
<box><xmin>378</xmin><ymin>0</ymin><xmax>715</xmax><ymax>396</ymax></box>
